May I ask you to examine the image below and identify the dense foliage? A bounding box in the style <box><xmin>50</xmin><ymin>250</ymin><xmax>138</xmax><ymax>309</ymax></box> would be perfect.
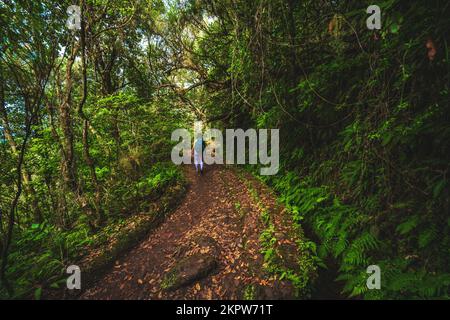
<box><xmin>187</xmin><ymin>0</ymin><xmax>450</xmax><ymax>299</ymax></box>
<box><xmin>0</xmin><ymin>0</ymin><xmax>190</xmax><ymax>298</ymax></box>
<box><xmin>1</xmin><ymin>0</ymin><xmax>449</xmax><ymax>299</ymax></box>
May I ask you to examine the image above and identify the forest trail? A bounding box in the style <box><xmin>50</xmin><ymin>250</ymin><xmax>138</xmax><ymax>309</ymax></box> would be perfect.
<box><xmin>81</xmin><ymin>165</ymin><xmax>301</xmax><ymax>300</ymax></box>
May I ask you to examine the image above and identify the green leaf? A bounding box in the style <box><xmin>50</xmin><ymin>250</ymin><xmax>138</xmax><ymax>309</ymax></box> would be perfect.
<box><xmin>396</xmin><ymin>216</ymin><xmax>419</xmax><ymax>235</ymax></box>
<box><xmin>390</xmin><ymin>23</ymin><xmax>399</xmax><ymax>34</ymax></box>
<box><xmin>34</xmin><ymin>287</ymin><xmax>42</xmax><ymax>300</ymax></box>
<box><xmin>432</xmin><ymin>179</ymin><xmax>446</xmax><ymax>199</ymax></box>
<box><xmin>419</xmin><ymin>228</ymin><xmax>436</xmax><ymax>249</ymax></box>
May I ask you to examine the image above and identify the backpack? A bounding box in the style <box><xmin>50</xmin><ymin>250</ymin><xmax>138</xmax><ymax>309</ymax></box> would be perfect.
<box><xmin>194</xmin><ymin>138</ymin><xmax>204</xmax><ymax>153</ymax></box>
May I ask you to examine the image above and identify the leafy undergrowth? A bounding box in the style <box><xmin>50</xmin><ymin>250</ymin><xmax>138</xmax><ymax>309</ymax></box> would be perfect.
<box><xmin>76</xmin><ymin>179</ymin><xmax>187</xmax><ymax>290</ymax></box>
<box><xmin>254</xmin><ymin>166</ymin><xmax>450</xmax><ymax>300</ymax></box>
<box><xmin>80</xmin><ymin>165</ymin><xmax>315</xmax><ymax>300</ymax></box>
<box><xmin>0</xmin><ymin>163</ymin><xmax>187</xmax><ymax>299</ymax></box>
<box><xmin>236</xmin><ymin>169</ymin><xmax>318</xmax><ymax>298</ymax></box>
<box><xmin>214</xmin><ymin>0</ymin><xmax>449</xmax><ymax>300</ymax></box>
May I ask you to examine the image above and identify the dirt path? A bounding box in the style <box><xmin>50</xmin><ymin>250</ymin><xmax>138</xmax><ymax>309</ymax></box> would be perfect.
<box><xmin>81</xmin><ymin>165</ymin><xmax>301</xmax><ymax>300</ymax></box>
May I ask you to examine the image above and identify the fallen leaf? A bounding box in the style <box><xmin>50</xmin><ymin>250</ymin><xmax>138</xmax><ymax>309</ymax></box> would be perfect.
<box><xmin>426</xmin><ymin>38</ymin><xmax>437</xmax><ymax>61</ymax></box>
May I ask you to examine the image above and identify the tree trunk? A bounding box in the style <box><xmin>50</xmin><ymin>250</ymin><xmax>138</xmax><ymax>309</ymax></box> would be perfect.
<box><xmin>58</xmin><ymin>45</ymin><xmax>79</xmax><ymax>193</ymax></box>
<box><xmin>79</xmin><ymin>0</ymin><xmax>105</xmax><ymax>225</ymax></box>
<box><xmin>0</xmin><ymin>66</ymin><xmax>42</xmax><ymax>223</ymax></box>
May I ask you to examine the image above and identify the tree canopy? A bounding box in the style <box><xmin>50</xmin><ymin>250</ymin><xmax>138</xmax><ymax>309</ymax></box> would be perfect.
<box><xmin>0</xmin><ymin>0</ymin><xmax>449</xmax><ymax>299</ymax></box>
